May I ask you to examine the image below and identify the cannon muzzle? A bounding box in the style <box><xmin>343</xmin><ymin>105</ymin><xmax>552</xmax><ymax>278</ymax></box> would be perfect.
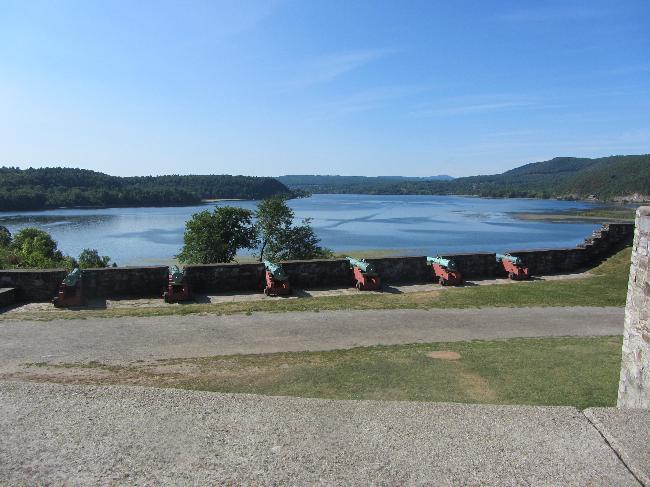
<box><xmin>427</xmin><ymin>256</ymin><xmax>456</xmax><ymax>270</ymax></box>
<box><xmin>346</xmin><ymin>257</ymin><xmax>377</xmax><ymax>276</ymax></box>
<box><xmin>263</xmin><ymin>260</ymin><xmax>288</xmax><ymax>281</ymax></box>
<box><xmin>496</xmin><ymin>253</ymin><xmax>522</xmax><ymax>266</ymax></box>
<box><xmin>169</xmin><ymin>265</ymin><xmax>185</xmax><ymax>285</ymax></box>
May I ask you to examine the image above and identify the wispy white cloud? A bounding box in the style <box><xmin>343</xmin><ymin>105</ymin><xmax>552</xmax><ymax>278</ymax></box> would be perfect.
<box><xmin>495</xmin><ymin>6</ymin><xmax>609</xmax><ymax>22</ymax></box>
<box><xmin>413</xmin><ymin>95</ymin><xmax>538</xmax><ymax>117</ymax></box>
<box><xmin>287</xmin><ymin>48</ymin><xmax>398</xmax><ymax>88</ymax></box>
<box><xmin>311</xmin><ymin>84</ymin><xmax>436</xmax><ymax>118</ymax></box>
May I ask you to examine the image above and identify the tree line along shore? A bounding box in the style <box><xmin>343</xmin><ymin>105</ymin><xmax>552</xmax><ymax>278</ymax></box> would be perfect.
<box><xmin>1</xmin><ymin>154</ymin><xmax>648</xmax><ymax>212</ymax></box>
<box><xmin>0</xmin><ymin>168</ymin><xmax>294</xmax><ymax>211</ymax></box>
<box><xmin>279</xmin><ymin>154</ymin><xmax>650</xmax><ymax>201</ymax></box>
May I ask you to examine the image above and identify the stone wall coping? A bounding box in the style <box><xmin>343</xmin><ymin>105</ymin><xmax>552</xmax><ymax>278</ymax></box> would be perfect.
<box><xmin>439</xmin><ymin>252</ymin><xmax>496</xmax><ymax>257</ymax></box>
<box><xmin>0</xmin><ymin>268</ymin><xmax>67</xmax><ymax>273</ymax></box>
<box><xmin>185</xmin><ymin>262</ymin><xmax>264</xmax><ymax>269</ymax></box>
<box><xmin>365</xmin><ymin>256</ymin><xmax>425</xmax><ymax>260</ymax></box>
<box><xmin>509</xmin><ymin>248</ymin><xmax>583</xmax><ymax>253</ymax></box>
<box><xmin>82</xmin><ymin>266</ymin><xmax>168</xmax><ymax>271</ymax></box>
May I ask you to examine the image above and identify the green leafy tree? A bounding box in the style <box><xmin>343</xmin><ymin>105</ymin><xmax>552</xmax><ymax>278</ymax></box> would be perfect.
<box><xmin>9</xmin><ymin>227</ymin><xmax>74</xmax><ymax>269</ymax></box>
<box><xmin>276</xmin><ymin>223</ymin><xmax>332</xmax><ymax>261</ymax></box>
<box><xmin>255</xmin><ymin>195</ymin><xmax>330</xmax><ymax>261</ymax></box>
<box><xmin>255</xmin><ymin>195</ymin><xmax>293</xmax><ymax>260</ymax></box>
<box><xmin>177</xmin><ymin>206</ymin><xmax>258</xmax><ymax>264</ymax></box>
<box><xmin>0</xmin><ymin>225</ymin><xmax>11</xmax><ymax>247</ymax></box>
<box><xmin>0</xmin><ymin>247</ymin><xmax>20</xmax><ymax>269</ymax></box>
<box><xmin>78</xmin><ymin>248</ymin><xmax>111</xmax><ymax>268</ymax></box>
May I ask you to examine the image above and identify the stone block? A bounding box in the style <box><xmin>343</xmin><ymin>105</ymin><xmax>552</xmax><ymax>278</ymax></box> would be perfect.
<box><xmin>618</xmin><ymin>207</ymin><xmax>650</xmax><ymax>408</ymax></box>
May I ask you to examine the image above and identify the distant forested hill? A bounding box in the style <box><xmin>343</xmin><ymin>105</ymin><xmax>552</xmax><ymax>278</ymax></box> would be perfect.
<box><xmin>0</xmin><ymin>167</ymin><xmax>293</xmax><ymax>211</ymax></box>
<box><xmin>278</xmin><ymin>155</ymin><xmax>650</xmax><ymax>201</ymax></box>
<box><xmin>276</xmin><ymin>174</ymin><xmax>454</xmax><ymax>193</ymax></box>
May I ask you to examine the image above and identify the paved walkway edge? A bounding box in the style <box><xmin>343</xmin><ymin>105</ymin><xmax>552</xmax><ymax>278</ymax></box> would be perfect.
<box><xmin>0</xmin><ymin>381</ymin><xmax>641</xmax><ymax>485</ymax></box>
<box><xmin>584</xmin><ymin>409</ymin><xmax>649</xmax><ymax>486</ymax></box>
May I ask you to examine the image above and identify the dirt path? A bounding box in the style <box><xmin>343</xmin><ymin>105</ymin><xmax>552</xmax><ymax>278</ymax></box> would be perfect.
<box><xmin>0</xmin><ymin>307</ymin><xmax>623</xmax><ymax>373</ymax></box>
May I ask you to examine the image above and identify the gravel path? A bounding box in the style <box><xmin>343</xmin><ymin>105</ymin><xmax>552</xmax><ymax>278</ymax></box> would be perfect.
<box><xmin>0</xmin><ymin>380</ymin><xmax>639</xmax><ymax>485</ymax></box>
<box><xmin>0</xmin><ymin>307</ymin><xmax>623</xmax><ymax>371</ymax></box>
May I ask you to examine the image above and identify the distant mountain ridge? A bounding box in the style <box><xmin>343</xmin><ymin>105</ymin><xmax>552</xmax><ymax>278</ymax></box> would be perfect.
<box><xmin>1</xmin><ymin>154</ymin><xmax>647</xmax><ymax>211</ymax></box>
<box><xmin>278</xmin><ymin>154</ymin><xmax>650</xmax><ymax>201</ymax></box>
<box><xmin>277</xmin><ymin>174</ymin><xmax>454</xmax><ymax>191</ymax></box>
<box><xmin>0</xmin><ymin>167</ymin><xmax>293</xmax><ymax>211</ymax></box>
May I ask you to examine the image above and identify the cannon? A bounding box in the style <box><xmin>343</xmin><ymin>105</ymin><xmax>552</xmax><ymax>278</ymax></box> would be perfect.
<box><xmin>263</xmin><ymin>260</ymin><xmax>291</xmax><ymax>296</ymax></box>
<box><xmin>163</xmin><ymin>265</ymin><xmax>191</xmax><ymax>303</ymax></box>
<box><xmin>427</xmin><ymin>256</ymin><xmax>462</xmax><ymax>286</ymax></box>
<box><xmin>497</xmin><ymin>254</ymin><xmax>530</xmax><ymax>280</ymax></box>
<box><xmin>52</xmin><ymin>268</ymin><xmax>84</xmax><ymax>307</ymax></box>
<box><xmin>347</xmin><ymin>257</ymin><xmax>381</xmax><ymax>291</ymax></box>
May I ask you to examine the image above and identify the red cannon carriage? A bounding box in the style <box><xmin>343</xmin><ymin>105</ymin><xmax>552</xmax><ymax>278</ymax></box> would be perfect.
<box><xmin>163</xmin><ymin>265</ymin><xmax>191</xmax><ymax>303</ymax></box>
<box><xmin>347</xmin><ymin>257</ymin><xmax>381</xmax><ymax>291</ymax></box>
<box><xmin>52</xmin><ymin>268</ymin><xmax>84</xmax><ymax>307</ymax></box>
<box><xmin>263</xmin><ymin>260</ymin><xmax>291</xmax><ymax>296</ymax></box>
<box><xmin>497</xmin><ymin>254</ymin><xmax>530</xmax><ymax>280</ymax></box>
<box><xmin>427</xmin><ymin>256</ymin><xmax>463</xmax><ymax>286</ymax></box>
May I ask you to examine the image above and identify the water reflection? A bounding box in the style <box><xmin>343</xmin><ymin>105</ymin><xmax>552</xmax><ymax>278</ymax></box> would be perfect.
<box><xmin>0</xmin><ymin>194</ymin><xmax>601</xmax><ymax>265</ymax></box>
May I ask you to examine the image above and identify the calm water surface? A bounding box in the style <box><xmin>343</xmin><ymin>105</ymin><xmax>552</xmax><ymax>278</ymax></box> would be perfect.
<box><xmin>0</xmin><ymin>194</ymin><xmax>601</xmax><ymax>265</ymax></box>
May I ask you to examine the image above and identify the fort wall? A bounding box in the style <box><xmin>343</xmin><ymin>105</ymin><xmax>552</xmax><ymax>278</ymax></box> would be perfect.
<box><xmin>0</xmin><ymin>223</ymin><xmax>634</xmax><ymax>302</ymax></box>
<box><xmin>618</xmin><ymin>209</ymin><xmax>650</xmax><ymax>408</ymax></box>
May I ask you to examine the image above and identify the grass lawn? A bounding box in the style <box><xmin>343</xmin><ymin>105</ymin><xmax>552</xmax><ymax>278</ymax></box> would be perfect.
<box><xmin>3</xmin><ymin>248</ymin><xmax>632</xmax><ymax>321</ymax></box>
<box><xmin>24</xmin><ymin>336</ymin><xmax>623</xmax><ymax>409</ymax></box>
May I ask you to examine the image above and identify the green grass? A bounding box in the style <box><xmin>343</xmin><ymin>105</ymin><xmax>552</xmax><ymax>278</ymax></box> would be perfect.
<box><xmin>30</xmin><ymin>336</ymin><xmax>623</xmax><ymax>409</ymax></box>
<box><xmin>2</xmin><ymin>248</ymin><xmax>632</xmax><ymax>321</ymax></box>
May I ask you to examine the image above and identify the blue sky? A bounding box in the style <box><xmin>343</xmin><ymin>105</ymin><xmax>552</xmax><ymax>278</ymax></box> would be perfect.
<box><xmin>1</xmin><ymin>0</ymin><xmax>648</xmax><ymax>177</ymax></box>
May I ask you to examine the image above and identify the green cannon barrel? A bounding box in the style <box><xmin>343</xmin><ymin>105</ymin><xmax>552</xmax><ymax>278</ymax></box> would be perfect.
<box><xmin>63</xmin><ymin>268</ymin><xmax>82</xmax><ymax>287</ymax></box>
<box><xmin>169</xmin><ymin>265</ymin><xmax>185</xmax><ymax>285</ymax></box>
<box><xmin>263</xmin><ymin>260</ymin><xmax>288</xmax><ymax>281</ymax></box>
<box><xmin>496</xmin><ymin>253</ymin><xmax>522</xmax><ymax>266</ymax></box>
<box><xmin>346</xmin><ymin>257</ymin><xmax>377</xmax><ymax>276</ymax></box>
<box><xmin>427</xmin><ymin>256</ymin><xmax>456</xmax><ymax>270</ymax></box>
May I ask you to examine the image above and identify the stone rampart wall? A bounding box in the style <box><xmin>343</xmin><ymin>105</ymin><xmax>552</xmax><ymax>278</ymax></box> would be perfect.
<box><xmin>281</xmin><ymin>259</ymin><xmax>352</xmax><ymax>288</ymax></box>
<box><xmin>81</xmin><ymin>266</ymin><xmax>169</xmax><ymax>299</ymax></box>
<box><xmin>1</xmin><ymin>222</ymin><xmax>635</xmax><ymax>302</ymax></box>
<box><xmin>185</xmin><ymin>263</ymin><xmax>265</xmax><ymax>293</ymax></box>
<box><xmin>439</xmin><ymin>252</ymin><xmax>499</xmax><ymax>279</ymax></box>
<box><xmin>0</xmin><ymin>269</ymin><xmax>67</xmax><ymax>301</ymax></box>
<box><xmin>618</xmin><ymin>208</ymin><xmax>650</xmax><ymax>408</ymax></box>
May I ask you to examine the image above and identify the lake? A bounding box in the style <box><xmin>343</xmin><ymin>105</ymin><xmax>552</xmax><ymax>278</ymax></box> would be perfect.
<box><xmin>0</xmin><ymin>194</ymin><xmax>602</xmax><ymax>265</ymax></box>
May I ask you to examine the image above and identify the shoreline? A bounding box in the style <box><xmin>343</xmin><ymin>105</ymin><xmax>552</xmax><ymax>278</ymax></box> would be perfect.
<box><xmin>1</xmin><ymin>193</ymin><xmax>646</xmax><ymax>214</ymax></box>
<box><xmin>512</xmin><ymin>207</ymin><xmax>636</xmax><ymax>223</ymax></box>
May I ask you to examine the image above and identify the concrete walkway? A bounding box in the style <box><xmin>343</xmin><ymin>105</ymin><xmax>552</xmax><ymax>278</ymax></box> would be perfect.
<box><xmin>0</xmin><ymin>307</ymin><xmax>624</xmax><ymax>370</ymax></box>
<box><xmin>0</xmin><ymin>380</ymin><xmax>645</xmax><ymax>485</ymax></box>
